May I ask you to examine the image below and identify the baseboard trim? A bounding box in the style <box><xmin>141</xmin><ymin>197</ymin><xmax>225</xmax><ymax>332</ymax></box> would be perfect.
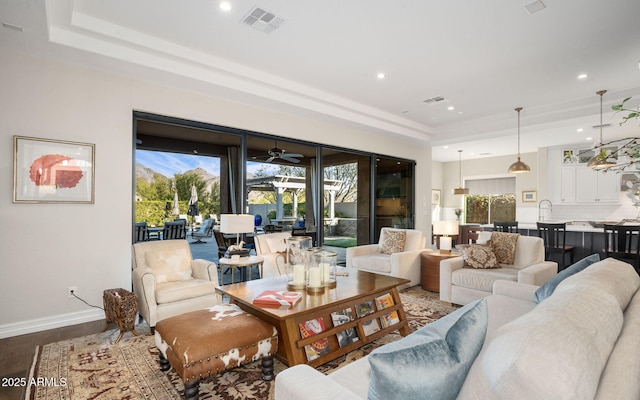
<box><xmin>0</xmin><ymin>309</ymin><xmax>105</xmax><ymax>339</ymax></box>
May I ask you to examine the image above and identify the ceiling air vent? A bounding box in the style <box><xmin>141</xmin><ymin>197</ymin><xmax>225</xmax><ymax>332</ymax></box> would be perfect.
<box><xmin>422</xmin><ymin>96</ymin><xmax>447</xmax><ymax>105</ymax></box>
<box><xmin>241</xmin><ymin>6</ymin><xmax>285</xmax><ymax>34</ymax></box>
<box><xmin>592</xmin><ymin>124</ymin><xmax>612</xmax><ymax>129</ymax></box>
<box><xmin>524</xmin><ymin>0</ymin><xmax>546</xmax><ymax>14</ymax></box>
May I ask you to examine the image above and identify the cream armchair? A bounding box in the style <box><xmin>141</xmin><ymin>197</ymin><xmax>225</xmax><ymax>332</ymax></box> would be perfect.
<box><xmin>132</xmin><ymin>239</ymin><xmax>220</xmax><ymax>330</ymax></box>
<box><xmin>346</xmin><ymin>228</ymin><xmax>426</xmax><ymax>288</ymax></box>
<box><xmin>440</xmin><ymin>233</ymin><xmax>557</xmax><ymax>305</ymax></box>
<box><xmin>254</xmin><ymin>232</ymin><xmax>291</xmax><ymax>278</ymax></box>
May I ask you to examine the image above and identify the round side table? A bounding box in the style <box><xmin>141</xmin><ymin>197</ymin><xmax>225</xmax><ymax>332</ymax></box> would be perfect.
<box><xmin>218</xmin><ymin>255</ymin><xmax>265</xmax><ymax>284</ymax></box>
<box><xmin>420</xmin><ymin>251</ymin><xmax>460</xmax><ymax>292</ymax></box>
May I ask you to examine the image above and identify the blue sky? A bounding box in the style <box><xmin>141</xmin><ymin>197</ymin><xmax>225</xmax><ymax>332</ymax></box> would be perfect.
<box><xmin>136</xmin><ymin>150</ymin><xmax>277</xmax><ymax>177</ymax></box>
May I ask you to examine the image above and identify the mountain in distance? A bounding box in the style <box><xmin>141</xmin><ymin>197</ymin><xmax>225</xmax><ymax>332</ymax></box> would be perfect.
<box><xmin>135</xmin><ymin>163</ymin><xmax>220</xmax><ymax>193</ymax></box>
<box><xmin>135</xmin><ymin>163</ymin><xmax>162</xmax><ymax>182</ymax></box>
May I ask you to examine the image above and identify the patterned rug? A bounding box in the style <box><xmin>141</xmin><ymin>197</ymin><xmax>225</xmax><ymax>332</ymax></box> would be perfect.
<box><xmin>26</xmin><ymin>287</ymin><xmax>457</xmax><ymax>400</ymax></box>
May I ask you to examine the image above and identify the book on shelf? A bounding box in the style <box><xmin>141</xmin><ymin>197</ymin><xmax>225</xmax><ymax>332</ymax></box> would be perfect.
<box><xmin>375</xmin><ymin>293</ymin><xmax>400</xmax><ymax>328</ymax></box>
<box><xmin>362</xmin><ymin>317</ymin><xmax>381</xmax><ymax>336</ymax></box>
<box><xmin>375</xmin><ymin>293</ymin><xmax>394</xmax><ymax>310</ymax></box>
<box><xmin>355</xmin><ymin>300</ymin><xmax>380</xmax><ymax>336</ymax></box>
<box><xmin>298</xmin><ymin>318</ymin><xmax>331</xmax><ymax>361</ymax></box>
<box><xmin>380</xmin><ymin>310</ymin><xmax>400</xmax><ymax>328</ymax></box>
<box><xmin>355</xmin><ymin>300</ymin><xmax>375</xmax><ymax>318</ymax></box>
<box><xmin>331</xmin><ymin>308</ymin><xmax>359</xmax><ymax>348</ymax></box>
<box><xmin>252</xmin><ymin>290</ymin><xmax>302</xmax><ymax>309</ymax></box>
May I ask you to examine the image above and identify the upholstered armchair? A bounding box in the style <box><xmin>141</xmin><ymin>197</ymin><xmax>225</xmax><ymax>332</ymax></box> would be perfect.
<box><xmin>346</xmin><ymin>228</ymin><xmax>426</xmax><ymax>288</ymax></box>
<box><xmin>254</xmin><ymin>232</ymin><xmax>291</xmax><ymax>278</ymax></box>
<box><xmin>440</xmin><ymin>232</ymin><xmax>558</xmax><ymax>305</ymax></box>
<box><xmin>132</xmin><ymin>239</ymin><xmax>220</xmax><ymax>330</ymax></box>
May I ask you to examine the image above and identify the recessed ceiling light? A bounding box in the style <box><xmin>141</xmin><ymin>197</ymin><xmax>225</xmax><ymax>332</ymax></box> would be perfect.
<box><xmin>377</xmin><ymin>72</ymin><xmax>386</xmax><ymax>79</ymax></box>
<box><xmin>586</xmin><ymin>137</ymin><xmax>593</xmax><ymax>141</ymax></box>
<box><xmin>577</xmin><ymin>128</ymin><xmax>583</xmax><ymax>132</ymax></box>
<box><xmin>458</xmin><ymin>111</ymin><xmax>463</xmax><ymax>114</ymax></box>
<box><xmin>220</xmin><ymin>1</ymin><xmax>231</xmax><ymax>11</ymax></box>
<box><xmin>447</xmin><ymin>106</ymin><xmax>455</xmax><ymax>111</ymax></box>
<box><xmin>577</xmin><ymin>73</ymin><xmax>589</xmax><ymax>80</ymax></box>
<box><xmin>443</xmin><ymin>146</ymin><xmax>449</xmax><ymax>149</ymax></box>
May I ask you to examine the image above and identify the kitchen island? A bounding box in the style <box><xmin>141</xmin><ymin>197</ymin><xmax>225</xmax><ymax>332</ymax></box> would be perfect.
<box><xmin>481</xmin><ymin>221</ymin><xmax>639</xmax><ymax>261</ymax></box>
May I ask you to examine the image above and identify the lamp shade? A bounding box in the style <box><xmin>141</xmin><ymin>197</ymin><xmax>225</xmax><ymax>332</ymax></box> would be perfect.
<box><xmin>507</xmin><ymin>157</ymin><xmax>531</xmax><ymax>173</ymax></box>
<box><xmin>433</xmin><ymin>220</ymin><xmax>459</xmax><ymax>236</ymax></box>
<box><xmin>220</xmin><ymin>214</ymin><xmax>255</xmax><ymax>234</ymax></box>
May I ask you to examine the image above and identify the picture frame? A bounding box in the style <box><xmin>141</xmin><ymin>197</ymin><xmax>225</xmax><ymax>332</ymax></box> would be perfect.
<box><xmin>562</xmin><ymin>149</ymin><xmax>578</xmax><ymax>164</ymax></box>
<box><xmin>522</xmin><ymin>190</ymin><xmax>537</xmax><ymax>202</ymax></box>
<box><xmin>431</xmin><ymin>189</ymin><xmax>441</xmax><ymax>206</ymax></box>
<box><xmin>13</xmin><ymin>136</ymin><xmax>95</xmax><ymax>204</ymax></box>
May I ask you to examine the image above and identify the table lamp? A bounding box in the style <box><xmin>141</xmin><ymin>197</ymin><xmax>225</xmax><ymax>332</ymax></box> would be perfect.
<box><xmin>434</xmin><ymin>220</ymin><xmax>459</xmax><ymax>253</ymax></box>
<box><xmin>220</xmin><ymin>214</ymin><xmax>255</xmax><ymax>256</ymax></box>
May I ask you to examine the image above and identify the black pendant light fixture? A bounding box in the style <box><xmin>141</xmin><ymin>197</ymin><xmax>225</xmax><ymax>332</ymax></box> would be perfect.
<box><xmin>507</xmin><ymin>107</ymin><xmax>531</xmax><ymax>174</ymax></box>
<box><xmin>587</xmin><ymin>89</ymin><xmax>617</xmax><ymax>170</ymax></box>
<box><xmin>453</xmin><ymin>150</ymin><xmax>469</xmax><ymax>195</ymax></box>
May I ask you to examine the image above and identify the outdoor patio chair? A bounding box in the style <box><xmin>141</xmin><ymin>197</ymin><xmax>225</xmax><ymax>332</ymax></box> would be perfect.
<box><xmin>134</xmin><ymin>222</ymin><xmax>149</xmax><ymax>242</ymax></box>
<box><xmin>191</xmin><ymin>218</ymin><xmax>214</xmax><ymax>244</ymax></box>
<box><xmin>163</xmin><ymin>221</ymin><xmax>186</xmax><ymax>240</ymax></box>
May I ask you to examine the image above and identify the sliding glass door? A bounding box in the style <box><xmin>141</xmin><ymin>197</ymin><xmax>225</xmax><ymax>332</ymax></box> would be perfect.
<box><xmin>374</xmin><ymin>157</ymin><xmax>415</xmax><ymax>242</ymax></box>
<box><xmin>133</xmin><ymin>112</ymin><xmax>416</xmax><ymax>251</ymax></box>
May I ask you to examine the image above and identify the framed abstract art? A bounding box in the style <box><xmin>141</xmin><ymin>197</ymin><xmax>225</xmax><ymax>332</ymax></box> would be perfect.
<box><xmin>13</xmin><ymin>136</ymin><xmax>95</xmax><ymax>203</ymax></box>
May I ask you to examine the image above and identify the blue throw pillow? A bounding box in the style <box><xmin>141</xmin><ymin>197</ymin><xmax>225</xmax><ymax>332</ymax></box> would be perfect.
<box><xmin>534</xmin><ymin>253</ymin><xmax>601</xmax><ymax>303</ymax></box>
<box><xmin>367</xmin><ymin>299</ymin><xmax>488</xmax><ymax>400</ymax></box>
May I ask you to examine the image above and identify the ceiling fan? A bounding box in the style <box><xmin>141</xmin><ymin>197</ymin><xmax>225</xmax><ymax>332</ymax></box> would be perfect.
<box><xmin>265</xmin><ymin>141</ymin><xmax>303</xmax><ymax>163</ymax></box>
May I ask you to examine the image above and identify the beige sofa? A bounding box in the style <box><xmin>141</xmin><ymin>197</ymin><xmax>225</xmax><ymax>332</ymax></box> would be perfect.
<box><xmin>131</xmin><ymin>239</ymin><xmax>220</xmax><ymax>330</ymax></box>
<box><xmin>346</xmin><ymin>228</ymin><xmax>426</xmax><ymax>287</ymax></box>
<box><xmin>275</xmin><ymin>257</ymin><xmax>640</xmax><ymax>400</ymax></box>
<box><xmin>253</xmin><ymin>231</ymin><xmax>291</xmax><ymax>277</ymax></box>
<box><xmin>440</xmin><ymin>234</ymin><xmax>557</xmax><ymax>305</ymax></box>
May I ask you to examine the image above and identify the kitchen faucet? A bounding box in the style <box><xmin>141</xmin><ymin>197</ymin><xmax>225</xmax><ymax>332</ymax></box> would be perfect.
<box><xmin>539</xmin><ymin>199</ymin><xmax>552</xmax><ymax>221</ymax></box>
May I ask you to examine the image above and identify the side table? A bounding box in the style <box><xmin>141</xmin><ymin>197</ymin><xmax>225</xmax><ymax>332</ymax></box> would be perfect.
<box><xmin>218</xmin><ymin>255</ymin><xmax>265</xmax><ymax>284</ymax></box>
<box><xmin>420</xmin><ymin>251</ymin><xmax>460</xmax><ymax>292</ymax></box>
<box><xmin>103</xmin><ymin>288</ymin><xmax>140</xmax><ymax>343</ymax></box>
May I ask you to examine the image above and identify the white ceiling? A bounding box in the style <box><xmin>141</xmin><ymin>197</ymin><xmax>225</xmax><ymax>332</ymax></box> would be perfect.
<box><xmin>2</xmin><ymin>0</ymin><xmax>640</xmax><ymax>161</ymax></box>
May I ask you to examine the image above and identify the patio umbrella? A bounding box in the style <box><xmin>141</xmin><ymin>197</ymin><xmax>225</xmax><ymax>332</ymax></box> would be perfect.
<box><xmin>187</xmin><ymin>185</ymin><xmax>198</xmax><ymax>218</ymax></box>
<box><xmin>172</xmin><ymin>190</ymin><xmax>180</xmax><ymax>216</ymax></box>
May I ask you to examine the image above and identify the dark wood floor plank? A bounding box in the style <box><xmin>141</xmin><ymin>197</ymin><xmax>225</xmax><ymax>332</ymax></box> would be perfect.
<box><xmin>0</xmin><ymin>319</ymin><xmax>106</xmax><ymax>400</ymax></box>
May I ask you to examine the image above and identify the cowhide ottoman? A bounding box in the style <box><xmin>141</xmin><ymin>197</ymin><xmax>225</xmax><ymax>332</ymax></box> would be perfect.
<box><xmin>155</xmin><ymin>304</ymin><xmax>278</xmax><ymax>400</ymax></box>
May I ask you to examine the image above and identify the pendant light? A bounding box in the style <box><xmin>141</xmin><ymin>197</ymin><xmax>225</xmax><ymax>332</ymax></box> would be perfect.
<box><xmin>508</xmin><ymin>107</ymin><xmax>531</xmax><ymax>173</ymax></box>
<box><xmin>453</xmin><ymin>150</ymin><xmax>469</xmax><ymax>195</ymax></box>
<box><xmin>587</xmin><ymin>90</ymin><xmax>616</xmax><ymax>170</ymax></box>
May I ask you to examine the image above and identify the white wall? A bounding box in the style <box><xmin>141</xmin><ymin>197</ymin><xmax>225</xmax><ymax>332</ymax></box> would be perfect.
<box><xmin>0</xmin><ymin>50</ymin><xmax>432</xmax><ymax>337</ymax></box>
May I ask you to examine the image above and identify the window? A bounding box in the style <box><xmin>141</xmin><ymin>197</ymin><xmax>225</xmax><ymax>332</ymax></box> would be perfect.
<box><xmin>464</xmin><ymin>177</ymin><xmax>516</xmax><ymax>224</ymax></box>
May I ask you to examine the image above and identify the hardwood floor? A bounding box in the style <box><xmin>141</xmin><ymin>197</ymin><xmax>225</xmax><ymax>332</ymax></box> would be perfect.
<box><xmin>0</xmin><ymin>319</ymin><xmax>106</xmax><ymax>400</ymax></box>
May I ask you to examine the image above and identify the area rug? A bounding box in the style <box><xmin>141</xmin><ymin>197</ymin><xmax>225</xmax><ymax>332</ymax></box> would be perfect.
<box><xmin>26</xmin><ymin>287</ymin><xmax>457</xmax><ymax>400</ymax></box>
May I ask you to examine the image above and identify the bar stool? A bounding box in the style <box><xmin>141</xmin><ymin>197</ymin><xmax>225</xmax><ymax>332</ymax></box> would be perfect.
<box><xmin>493</xmin><ymin>221</ymin><xmax>519</xmax><ymax>233</ymax></box>
<box><xmin>537</xmin><ymin>222</ymin><xmax>575</xmax><ymax>270</ymax></box>
<box><xmin>604</xmin><ymin>224</ymin><xmax>640</xmax><ymax>274</ymax></box>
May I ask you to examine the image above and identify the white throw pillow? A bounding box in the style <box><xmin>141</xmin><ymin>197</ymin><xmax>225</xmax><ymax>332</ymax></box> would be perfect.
<box><xmin>146</xmin><ymin>248</ymin><xmax>192</xmax><ymax>283</ymax></box>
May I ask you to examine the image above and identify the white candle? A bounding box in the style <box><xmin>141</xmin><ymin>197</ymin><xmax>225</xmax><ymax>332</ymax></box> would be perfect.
<box><xmin>293</xmin><ymin>264</ymin><xmax>305</xmax><ymax>285</ymax></box>
<box><xmin>320</xmin><ymin>262</ymin><xmax>331</xmax><ymax>282</ymax></box>
<box><xmin>308</xmin><ymin>268</ymin><xmax>322</xmax><ymax>287</ymax></box>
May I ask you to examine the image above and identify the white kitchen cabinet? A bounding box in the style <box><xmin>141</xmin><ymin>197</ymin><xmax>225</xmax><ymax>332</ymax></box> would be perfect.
<box><xmin>575</xmin><ymin>167</ymin><xmax>619</xmax><ymax>203</ymax></box>
<box><xmin>560</xmin><ymin>166</ymin><xmax>576</xmax><ymax>203</ymax></box>
<box><xmin>548</xmin><ymin>149</ymin><xmax>574</xmax><ymax>204</ymax></box>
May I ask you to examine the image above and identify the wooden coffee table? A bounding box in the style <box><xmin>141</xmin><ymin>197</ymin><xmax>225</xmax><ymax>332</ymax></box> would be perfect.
<box><xmin>216</xmin><ymin>269</ymin><xmax>410</xmax><ymax>367</ymax></box>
